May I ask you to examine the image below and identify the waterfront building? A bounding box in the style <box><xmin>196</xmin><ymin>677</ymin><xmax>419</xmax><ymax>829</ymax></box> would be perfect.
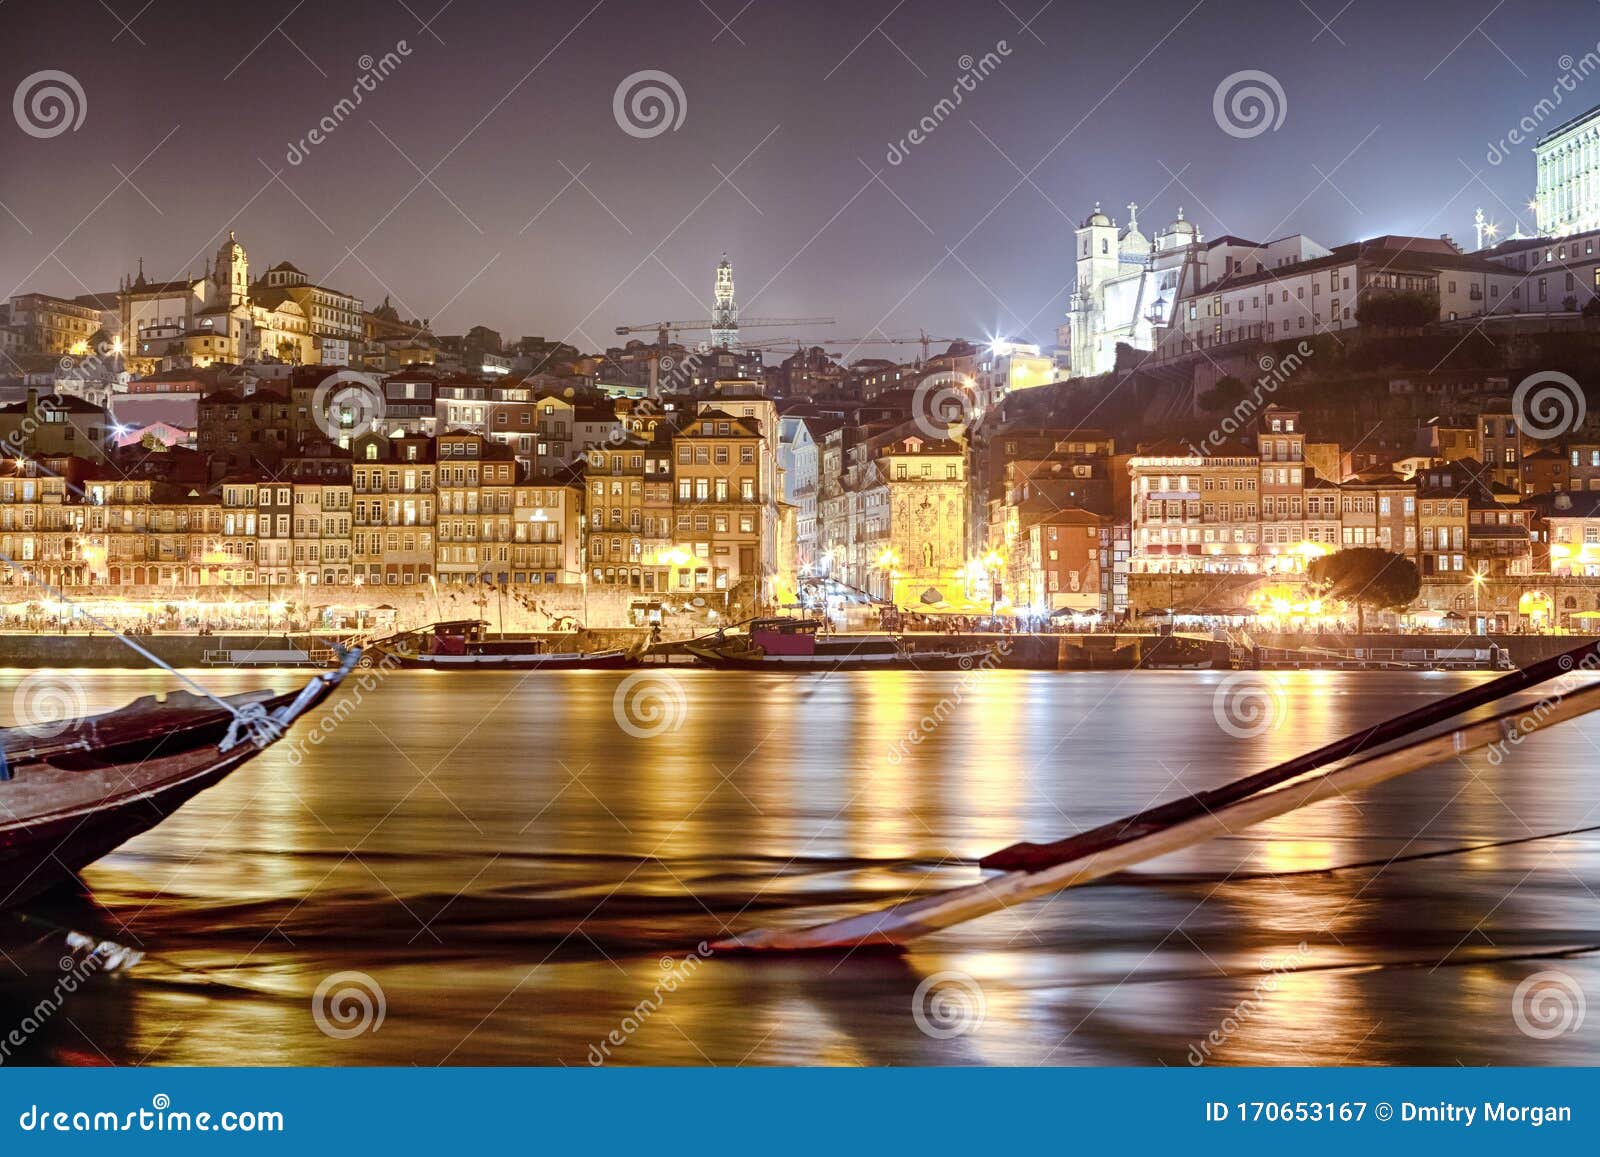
<box><xmin>1024</xmin><ymin>508</ymin><xmax>1111</xmax><ymax>615</ymax></box>
<box><xmin>511</xmin><ymin>471</ymin><xmax>584</xmax><ymax>585</ymax></box>
<box><xmin>584</xmin><ymin>434</ymin><xmax>675</xmax><ymax>591</ymax></box>
<box><xmin>1543</xmin><ymin>491</ymin><xmax>1600</xmax><ymax>575</ymax></box>
<box><xmin>351</xmin><ymin>432</ymin><xmax>437</xmax><ymax>588</ymax></box>
<box><xmin>434</xmin><ymin>431</ymin><xmax>518</xmax><ymax>585</ymax></box>
<box><xmin>670</xmin><ymin>407</ymin><xmax>767</xmax><ymax>596</ymax></box>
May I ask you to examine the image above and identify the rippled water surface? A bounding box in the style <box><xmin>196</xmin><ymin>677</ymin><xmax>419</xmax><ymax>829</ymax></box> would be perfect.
<box><xmin>3</xmin><ymin>668</ymin><xmax>1599</xmax><ymax>1066</ymax></box>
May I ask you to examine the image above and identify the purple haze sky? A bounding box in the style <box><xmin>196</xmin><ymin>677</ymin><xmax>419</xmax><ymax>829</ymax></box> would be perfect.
<box><xmin>0</xmin><ymin>0</ymin><xmax>1591</xmax><ymax>355</ymax></box>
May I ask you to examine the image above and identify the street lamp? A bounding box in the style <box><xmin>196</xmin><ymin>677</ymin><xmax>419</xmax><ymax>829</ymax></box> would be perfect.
<box><xmin>1470</xmin><ymin>565</ymin><xmax>1487</xmax><ymax>630</ymax></box>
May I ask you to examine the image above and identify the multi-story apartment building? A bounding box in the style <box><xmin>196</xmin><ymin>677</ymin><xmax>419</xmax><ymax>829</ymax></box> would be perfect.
<box><xmin>511</xmin><ymin>474</ymin><xmax>583</xmax><ymax>585</ymax></box>
<box><xmin>1255</xmin><ymin>406</ymin><xmax>1308</xmax><ymax>569</ymax></box>
<box><xmin>670</xmin><ymin>408</ymin><xmax>765</xmax><ymax>595</ymax></box>
<box><xmin>253</xmin><ymin>261</ymin><xmax>363</xmax><ymax>365</ymax></box>
<box><xmin>0</xmin><ymin>391</ymin><xmax>110</xmax><ymax>462</ymax></box>
<box><xmin>351</xmin><ymin>433</ymin><xmax>437</xmax><ymax>587</ymax></box>
<box><xmin>1024</xmin><ymin>508</ymin><xmax>1110</xmax><ymax>614</ymax></box>
<box><xmin>1415</xmin><ymin>461</ymin><xmax>1474</xmax><ymax>578</ymax></box>
<box><xmin>285</xmin><ymin>451</ymin><xmax>353</xmax><ymax>586</ymax></box>
<box><xmin>4</xmin><ymin>293</ymin><xmax>102</xmax><ymax>354</ymax></box>
<box><xmin>434</xmin><ymin>431</ymin><xmax>518</xmax><ymax>584</ymax></box>
<box><xmin>1544</xmin><ymin>491</ymin><xmax>1600</xmax><ymax>576</ymax></box>
<box><xmin>583</xmin><ymin>434</ymin><xmax>675</xmax><ymax>591</ymax></box>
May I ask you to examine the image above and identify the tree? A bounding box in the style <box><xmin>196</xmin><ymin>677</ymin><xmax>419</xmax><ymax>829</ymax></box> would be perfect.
<box><xmin>1306</xmin><ymin>547</ymin><xmax>1421</xmax><ymax>633</ymax></box>
<box><xmin>1355</xmin><ymin>290</ymin><xmax>1438</xmax><ymax>332</ymax></box>
<box><xmin>1583</xmin><ymin>296</ymin><xmax>1600</xmax><ymax>321</ymax></box>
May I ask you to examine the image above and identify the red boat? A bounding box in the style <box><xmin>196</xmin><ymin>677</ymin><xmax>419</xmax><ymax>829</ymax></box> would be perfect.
<box><xmin>685</xmin><ymin>618</ymin><xmax>990</xmax><ymax>671</ymax></box>
<box><xmin>0</xmin><ymin>651</ymin><xmax>359</xmax><ymax>910</ymax></box>
<box><xmin>365</xmin><ymin>620</ymin><xmax>632</xmax><ymax>670</ymax></box>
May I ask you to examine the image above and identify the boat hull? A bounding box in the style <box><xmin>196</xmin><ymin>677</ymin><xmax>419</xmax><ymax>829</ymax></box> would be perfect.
<box><xmin>0</xmin><ymin>656</ymin><xmax>355</xmax><ymax>909</ymax></box>
<box><xmin>378</xmin><ymin>649</ymin><xmax>633</xmax><ymax>671</ymax></box>
<box><xmin>684</xmin><ymin>645</ymin><xmax>990</xmax><ymax>671</ymax></box>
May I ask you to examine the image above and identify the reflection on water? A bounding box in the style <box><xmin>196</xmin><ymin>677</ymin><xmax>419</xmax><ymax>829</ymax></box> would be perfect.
<box><xmin>2</xmin><ymin>668</ymin><xmax>1599</xmax><ymax>1066</ymax></box>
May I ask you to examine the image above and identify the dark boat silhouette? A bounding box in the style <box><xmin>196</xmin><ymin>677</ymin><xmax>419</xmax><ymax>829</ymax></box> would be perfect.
<box><xmin>0</xmin><ymin>651</ymin><xmax>360</xmax><ymax>909</ymax></box>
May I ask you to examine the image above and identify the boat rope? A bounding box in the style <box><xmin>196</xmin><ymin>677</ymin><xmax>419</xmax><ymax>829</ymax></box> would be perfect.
<box><xmin>1098</xmin><ymin>821</ymin><xmax>1600</xmax><ymax>885</ymax></box>
<box><xmin>0</xmin><ymin>552</ymin><xmax>278</xmax><ymax>748</ymax></box>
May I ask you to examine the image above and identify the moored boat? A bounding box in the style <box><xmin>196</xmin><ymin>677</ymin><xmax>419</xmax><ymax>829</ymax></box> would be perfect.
<box><xmin>365</xmin><ymin>619</ymin><xmax>633</xmax><ymax>670</ymax></box>
<box><xmin>685</xmin><ymin>617</ymin><xmax>992</xmax><ymax>671</ymax></box>
<box><xmin>0</xmin><ymin>650</ymin><xmax>360</xmax><ymax>910</ymax></box>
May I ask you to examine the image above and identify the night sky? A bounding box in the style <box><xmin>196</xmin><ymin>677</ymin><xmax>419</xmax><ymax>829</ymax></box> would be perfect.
<box><xmin>0</xmin><ymin>0</ymin><xmax>1592</xmax><ymax>351</ymax></box>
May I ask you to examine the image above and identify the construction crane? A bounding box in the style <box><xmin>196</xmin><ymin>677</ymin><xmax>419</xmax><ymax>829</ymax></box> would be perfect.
<box><xmin>613</xmin><ymin>317</ymin><xmax>835</xmax><ymax>350</ymax></box>
<box><xmin>744</xmin><ymin>331</ymin><xmax>968</xmax><ymax>366</ymax></box>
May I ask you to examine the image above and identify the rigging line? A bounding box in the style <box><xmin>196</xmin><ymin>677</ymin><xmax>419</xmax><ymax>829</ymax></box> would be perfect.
<box><xmin>0</xmin><ymin>552</ymin><xmax>244</xmax><ymax>721</ymax></box>
<box><xmin>1099</xmin><ymin>821</ymin><xmax>1600</xmax><ymax>886</ymax></box>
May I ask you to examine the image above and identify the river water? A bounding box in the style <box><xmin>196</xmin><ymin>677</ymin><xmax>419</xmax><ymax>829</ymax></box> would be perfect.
<box><xmin>3</xmin><ymin>667</ymin><xmax>1599</xmax><ymax>1067</ymax></box>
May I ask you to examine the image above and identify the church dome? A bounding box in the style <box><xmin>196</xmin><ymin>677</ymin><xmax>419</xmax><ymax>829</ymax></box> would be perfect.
<box><xmin>1084</xmin><ymin>201</ymin><xmax>1113</xmax><ymax>227</ymax></box>
<box><xmin>1166</xmin><ymin>208</ymin><xmax>1196</xmax><ymax>235</ymax></box>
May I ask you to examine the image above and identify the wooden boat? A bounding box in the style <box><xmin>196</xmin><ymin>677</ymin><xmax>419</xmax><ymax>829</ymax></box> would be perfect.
<box><xmin>0</xmin><ymin>650</ymin><xmax>360</xmax><ymax>910</ymax></box>
<box><xmin>711</xmin><ymin>638</ymin><xmax>1600</xmax><ymax>952</ymax></box>
<box><xmin>365</xmin><ymin>619</ymin><xmax>632</xmax><ymax>670</ymax></box>
<box><xmin>685</xmin><ymin>617</ymin><xmax>991</xmax><ymax>671</ymax></box>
